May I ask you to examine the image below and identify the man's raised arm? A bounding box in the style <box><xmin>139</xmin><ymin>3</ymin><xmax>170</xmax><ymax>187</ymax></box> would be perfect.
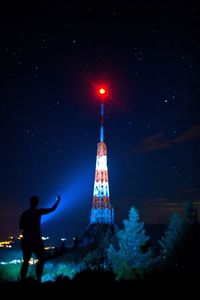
<box><xmin>39</xmin><ymin>195</ymin><xmax>61</xmax><ymax>215</ymax></box>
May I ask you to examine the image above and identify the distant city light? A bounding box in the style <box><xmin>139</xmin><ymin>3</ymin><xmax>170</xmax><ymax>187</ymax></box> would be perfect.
<box><xmin>42</xmin><ymin>236</ymin><xmax>49</xmax><ymax>240</ymax></box>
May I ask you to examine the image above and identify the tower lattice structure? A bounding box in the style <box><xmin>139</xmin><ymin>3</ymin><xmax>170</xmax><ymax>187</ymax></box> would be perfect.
<box><xmin>90</xmin><ymin>102</ymin><xmax>114</xmax><ymax>224</ymax></box>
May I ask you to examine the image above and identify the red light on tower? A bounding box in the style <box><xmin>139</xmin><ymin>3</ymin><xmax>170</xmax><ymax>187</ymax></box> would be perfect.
<box><xmin>99</xmin><ymin>88</ymin><xmax>106</xmax><ymax>95</ymax></box>
<box><xmin>97</xmin><ymin>86</ymin><xmax>107</xmax><ymax>101</ymax></box>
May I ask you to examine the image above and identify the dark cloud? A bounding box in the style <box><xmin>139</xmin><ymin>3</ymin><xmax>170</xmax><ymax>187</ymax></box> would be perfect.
<box><xmin>173</xmin><ymin>124</ymin><xmax>200</xmax><ymax>144</ymax></box>
<box><xmin>182</xmin><ymin>187</ymin><xmax>200</xmax><ymax>194</ymax></box>
<box><xmin>140</xmin><ymin>199</ymin><xmax>200</xmax><ymax>223</ymax></box>
<box><xmin>134</xmin><ymin>132</ymin><xmax>171</xmax><ymax>154</ymax></box>
<box><xmin>132</xmin><ymin>123</ymin><xmax>200</xmax><ymax>154</ymax></box>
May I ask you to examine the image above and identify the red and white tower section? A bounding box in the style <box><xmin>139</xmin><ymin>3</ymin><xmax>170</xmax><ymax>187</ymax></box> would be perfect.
<box><xmin>90</xmin><ymin>87</ymin><xmax>114</xmax><ymax>224</ymax></box>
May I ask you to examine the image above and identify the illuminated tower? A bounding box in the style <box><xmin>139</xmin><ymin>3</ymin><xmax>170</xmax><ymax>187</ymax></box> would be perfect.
<box><xmin>90</xmin><ymin>87</ymin><xmax>114</xmax><ymax>224</ymax></box>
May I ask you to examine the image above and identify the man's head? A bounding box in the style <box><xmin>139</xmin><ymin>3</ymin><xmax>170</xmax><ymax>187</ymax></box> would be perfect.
<box><xmin>30</xmin><ymin>195</ymin><xmax>39</xmax><ymax>208</ymax></box>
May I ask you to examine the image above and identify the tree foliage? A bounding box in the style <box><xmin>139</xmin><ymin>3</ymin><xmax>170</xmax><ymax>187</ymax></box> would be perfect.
<box><xmin>159</xmin><ymin>212</ymin><xmax>184</xmax><ymax>268</ymax></box>
<box><xmin>107</xmin><ymin>207</ymin><xmax>154</xmax><ymax>280</ymax></box>
<box><xmin>159</xmin><ymin>201</ymin><xmax>200</xmax><ymax>271</ymax></box>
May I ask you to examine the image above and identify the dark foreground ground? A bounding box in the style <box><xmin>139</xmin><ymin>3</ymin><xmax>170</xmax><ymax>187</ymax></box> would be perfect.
<box><xmin>0</xmin><ymin>269</ymin><xmax>199</xmax><ymax>297</ymax></box>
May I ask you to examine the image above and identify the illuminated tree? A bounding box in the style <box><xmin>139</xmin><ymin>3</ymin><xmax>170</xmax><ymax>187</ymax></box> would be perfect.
<box><xmin>159</xmin><ymin>212</ymin><xmax>184</xmax><ymax>269</ymax></box>
<box><xmin>159</xmin><ymin>201</ymin><xmax>200</xmax><ymax>271</ymax></box>
<box><xmin>107</xmin><ymin>207</ymin><xmax>153</xmax><ymax>280</ymax></box>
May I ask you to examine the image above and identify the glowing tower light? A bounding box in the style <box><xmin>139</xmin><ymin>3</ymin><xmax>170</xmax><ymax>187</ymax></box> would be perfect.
<box><xmin>90</xmin><ymin>86</ymin><xmax>114</xmax><ymax>224</ymax></box>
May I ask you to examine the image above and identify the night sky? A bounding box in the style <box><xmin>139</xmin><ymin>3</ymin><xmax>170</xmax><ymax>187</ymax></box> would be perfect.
<box><xmin>0</xmin><ymin>1</ymin><xmax>200</xmax><ymax>242</ymax></box>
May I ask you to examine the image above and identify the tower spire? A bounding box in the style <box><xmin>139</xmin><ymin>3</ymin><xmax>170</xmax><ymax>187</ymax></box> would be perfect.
<box><xmin>90</xmin><ymin>88</ymin><xmax>114</xmax><ymax>224</ymax></box>
<box><xmin>100</xmin><ymin>103</ymin><xmax>104</xmax><ymax>142</ymax></box>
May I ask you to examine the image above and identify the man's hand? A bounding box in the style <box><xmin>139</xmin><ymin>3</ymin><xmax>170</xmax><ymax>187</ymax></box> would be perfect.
<box><xmin>50</xmin><ymin>195</ymin><xmax>61</xmax><ymax>211</ymax></box>
<box><xmin>56</xmin><ymin>195</ymin><xmax>61</xmax><ymax>202</ymax></box>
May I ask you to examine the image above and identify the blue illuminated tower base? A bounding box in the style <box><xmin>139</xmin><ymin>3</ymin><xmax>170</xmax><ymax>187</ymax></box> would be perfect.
<box><xmin>90</xmin><ymin>208</ymin><xmax>114</xmax><ymax>224</ymax></box>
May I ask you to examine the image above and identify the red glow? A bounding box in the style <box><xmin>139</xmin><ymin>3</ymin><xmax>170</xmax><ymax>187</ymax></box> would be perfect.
<box><xmin>94</xmin><ymin>84</ymin><xmax>109</xmax><ymax>101</ymax></box>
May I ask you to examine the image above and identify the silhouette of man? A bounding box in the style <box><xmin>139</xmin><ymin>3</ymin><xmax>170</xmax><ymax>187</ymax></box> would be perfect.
<box><xmin>19</xmin><ymin>195</ymin><xmax>60</xmax><ymax>283</ymax></box>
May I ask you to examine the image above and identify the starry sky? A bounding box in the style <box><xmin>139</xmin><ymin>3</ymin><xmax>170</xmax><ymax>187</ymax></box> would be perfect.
<box><xmin>0</xmin><ymin>1</ymin><xmax>200</xmax><ymax>241</ymax></box>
